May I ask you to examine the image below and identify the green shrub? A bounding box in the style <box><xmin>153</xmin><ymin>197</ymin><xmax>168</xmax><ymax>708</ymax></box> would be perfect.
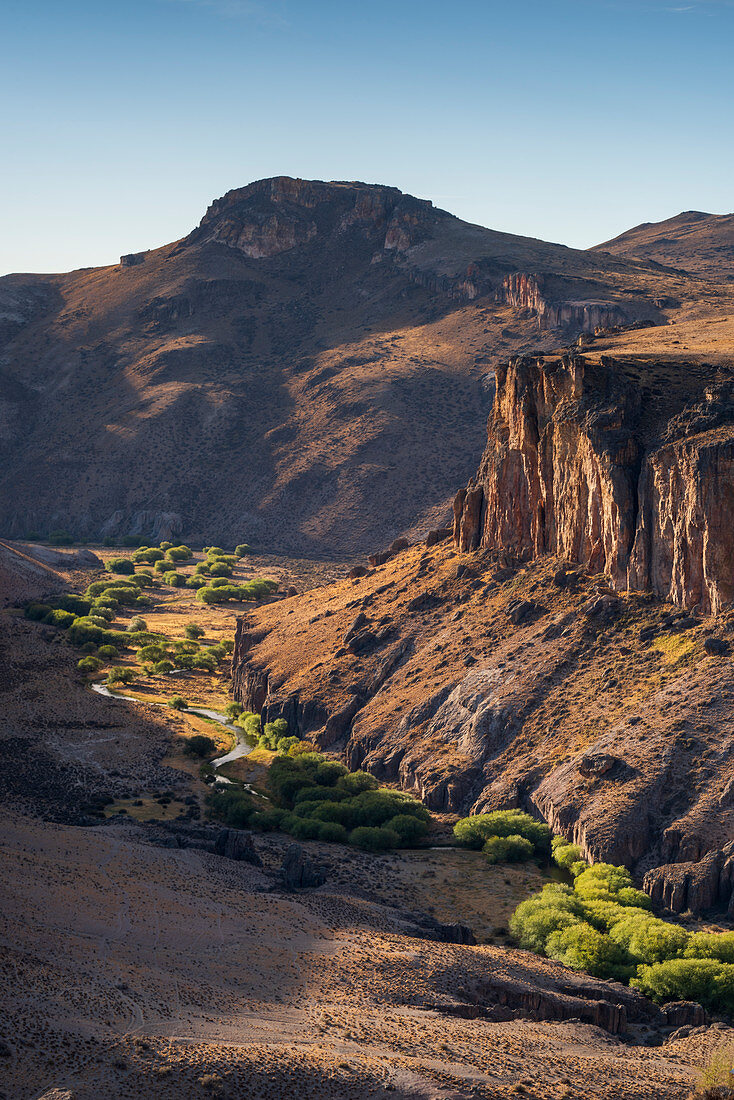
<box><xmin>154</xmin><ymin>560</ymin><xmax>169</xmax><ymax>573</ymax></box>
<box><xmin>206</xmin><ymin>788</ymin><xmax>254</xmax><ymax>828</ymax></box>
<box><xmin>385</xmin><ymin>813</ymin><xmax>429</xmax><ymax>846</ymax></box>
<box><xmin>483</xmin><ymin>834</ymin><xmax>534</xmax><ymax>864</ymax></box>
<box><xmin>49</xmin><ymin>594</ymin><xmax>92</xmax><ymax>615</ymax></box>
<box><xmin>48</xmin><ymin>529</ymin><xmax>73</xmax><ymax>546</ymax></box>
<box><xmin>107</xmin><ymin>667</ymin><xmax>136</xmax><ymax>685</ymax></box>
<box><xmin>235</xmin><ymin>544</ymin><xmax>251</xmax><ymax>557</ymax></box>
<box><xmin>44</xmin><ymin>608</ymin><xmax>76</xmax><ymax>629</ymax></box>
<box><xmin>168</xmin><ymin>695</ymin><xmax>188</xmax><ymax>710</ymax></box>
<box><xmin>185</xmin><ymin>575</ymin><xmax>207</xmax><ymax>589</ymax></box>
<box><xmin>159</xmin><ymin>541</ymin><xmax>173</xmax><ymax>551</ymax></box>
<box><xmin>184</xmin><ymin>734</ymin><xmax>216</xmax><ymax>757</ymax></box>
<box><xmin>609</xmin><ymin>913</ymin><xmax>689</xmax><ymax>964</ymax></box>
<box><xmin>250</xmin><ymin>808</ymin><xmax>286</xmax><ymax>831</ymax></box>
<box><xmin>336</xmin><ymin>770</ymin><xmax>378</xmax><ymax>796</ymax></box>
<box><xmin>546</xmin><ymin>922</ymin><xmax>634</xmax><ymax>981</ymax></box>
<box><xmin>686</xmin><ymin>932</ymin><xmax>734</xmax><ymax>964</ymax></box>
<box><xmin>318</xmin><ymin>822</ymin><xmax>349</xmax><ymax>843</ymax></box>
<box><xmin>163</xmin><ymin>571</ymin><xmax>186</xmax><ymax>587</ymax></box>
<box><xmin>509</xmin><ymin>884</ymin><xmax>585</xmax><ymax>954</ymax></box>
<box><xmin>209</xmin><ymin>561</ymin><xmax>233</xmax><ymax>577</ymax></box>
<box><xmin>138</xmin><ymin>644</ymin><xmax>167</xmax><ymax>662</ymax></box>
<box><xmin>97</xmin><ymin>645</ymin><xmax>119</xmax><ymax>659</ymax></box>
<box><xmin>127</xmin><ymin>616</ymin><xmax>148</xmax><ymax>632</ymax></box>
<box><xmin>78</xmin><ymin>656</ymin><xmax>101</xmax><ymax>672</ymax></box>
<box><xmin>350</xmin><ymin>826</ymin><xmax>399</xmax><ymax>851</ymax></box>
<box><xmin>131</xmin><ymin>547</ymin><xmax>165</xmax><ymax>564</ymax></box>
<box><xmin>453</xmin><ymin>810</ymin><xmax>551</xmax><ymax>858</ymax></box>
<box><xmin>632</xmin><ymin>959</ymin><xmax>734</xmax><ymax>1017</ymax></box>
<box><xmin>553</xmin><ymin>841</ymin><xmax>586</xmax><ymax>872</ymax></box>
<box><xmin>165</xmin><ymin>545</ymin><xmax>193</xmax><ymax>562</ymax></box>
<box><xmin>106</xmin><ymin>557</ymin><xmax>135</xmax><ymax>575</ymax></box>
<box><xmin>24</xmin><ymin>602</ymin><xmax>52</xmax><ymax>621</ymax></box>
<box><xmin>186</xmin><ymin>623</ymin><xmax>205</xmax><ymax>640</ymax></box>
<box><xmin>152</xmin><ymin>660</ymin><xmax>174</xmax><ymax>674</ymax></box>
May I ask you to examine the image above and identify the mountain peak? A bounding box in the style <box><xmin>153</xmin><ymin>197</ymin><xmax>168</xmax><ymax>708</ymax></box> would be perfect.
<box><xmin>193</xmin><ymin>176</ymin><xmax>440</xmax><ymax>258</ymax></box>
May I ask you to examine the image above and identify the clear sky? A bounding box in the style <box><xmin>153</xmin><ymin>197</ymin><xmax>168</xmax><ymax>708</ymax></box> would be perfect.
<box><xmin>2</xmin><ymin>0</ymin><xmax>733</xmax><ymax>275</ymax></box>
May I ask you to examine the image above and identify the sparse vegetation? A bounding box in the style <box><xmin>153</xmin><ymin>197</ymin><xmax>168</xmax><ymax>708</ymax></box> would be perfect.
<box><xmin>169</xmin><ymin>695</ymin><xmax>188</xmax><ymax>710</ymax></box>
<box><xmin>184</xmin><ymin>734</ymin><xmax>216</xmax><ymax>757</ymax></box>
<box><xmin>105</xmin><ymin>557</ymin><xmax>135</xmax><ymax>575</ymax></box>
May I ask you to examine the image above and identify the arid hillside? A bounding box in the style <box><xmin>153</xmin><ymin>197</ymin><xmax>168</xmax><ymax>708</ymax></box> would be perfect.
<box><xmin>1</xmin><ymin>176</ymin><xmax>728</xmax><ymax>556</ymax></box>
<box><xmin>594</xmin><ymin>210</ymin><xmax>734</xmax><ymax>280</ymax></box>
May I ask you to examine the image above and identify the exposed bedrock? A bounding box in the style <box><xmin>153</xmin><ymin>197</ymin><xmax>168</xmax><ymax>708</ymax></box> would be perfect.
<box><xmin>195</xmin><ymin>176</ymin><xmax>439</xmax><ymax>259</ymax></box>
<box><xmin>453</xmin><ymin>354</ymin><xmax>734</xmax><ymax>612</ymax></box>
<box><xmin>501</xmin><ymin>273</ymin><xmax>630</xmax><ymax>333</ymax></box>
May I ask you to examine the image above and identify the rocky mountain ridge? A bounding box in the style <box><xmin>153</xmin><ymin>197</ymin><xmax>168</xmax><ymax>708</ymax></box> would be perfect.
<box><xmin>0</xmin><ymin>176</ymin><xmax>722</xmax><ymax>553</ymax></box>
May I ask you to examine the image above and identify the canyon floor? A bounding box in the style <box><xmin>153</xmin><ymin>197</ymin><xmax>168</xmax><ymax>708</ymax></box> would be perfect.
<box><xmin>0</xmin><ymin>544</ymin><xmax>732</xmax><ymax>1099</ymax></box>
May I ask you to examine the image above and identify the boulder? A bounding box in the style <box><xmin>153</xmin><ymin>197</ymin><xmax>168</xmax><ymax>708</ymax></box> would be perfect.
<box><xmin>281</xmin><ymin>843</ymin><xmax>326</xmax><ymax>889</ymax></box>
<box><xmin>425</xmin><ymin>526</ymin><xmax>452</xmax><ymax>547</ymax></box>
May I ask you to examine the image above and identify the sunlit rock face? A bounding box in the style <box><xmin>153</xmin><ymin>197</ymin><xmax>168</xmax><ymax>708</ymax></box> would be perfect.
<box><xmin>453</xmin><ymin>354</ymin><xmax>734</xmax><ymax>612</ymax></box>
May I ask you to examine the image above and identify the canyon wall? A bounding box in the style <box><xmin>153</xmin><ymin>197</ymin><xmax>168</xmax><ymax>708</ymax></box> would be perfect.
<box><xmin>500</xmin><ymin>274</ymin><xmax>629</xmax><ymax>333</ymax></box>
<box><xmin>453</xmin><ymin>355</ymin><xmax>734</xmax><ymax>613</ymax></box>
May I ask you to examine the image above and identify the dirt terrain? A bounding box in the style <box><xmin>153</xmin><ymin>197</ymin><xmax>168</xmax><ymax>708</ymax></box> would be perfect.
<box><xmin>0</xmin><ymin>544</ymin><xmax>727</xmax><ymax>1099</ymax></box>
<box><xmin>594</xmin><ymin>210</ymin><xmax>734</xmax><ymax>280</ymax></box>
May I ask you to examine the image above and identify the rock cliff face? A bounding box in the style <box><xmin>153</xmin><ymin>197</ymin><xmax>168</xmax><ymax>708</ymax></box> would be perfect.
<box><xmin>453</xmin><ymin>354</ymin><xmax>734</xmax><ymax>613</ymax></box>
<box><xmin>501</xmin><ymin>273</ymin><xmax>629</xmax><ymax>332</ymax></box>
<box><xmin>195</xmin><ymin>176</ymin><xmax>440</xmax><ymax>259</ymax></box>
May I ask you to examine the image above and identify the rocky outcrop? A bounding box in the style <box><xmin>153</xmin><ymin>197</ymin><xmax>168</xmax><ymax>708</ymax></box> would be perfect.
<box><xmin>281</xmin><ymin>843</ymin><xmax>326</xmax><ymax>889</ymax></box>
<box><xmin>453</xmin><ymin>354</ymin><xmax>734</xmax><ymax>612</ymax></box>
<box><xmin>195</xmin><ymin>176</ymin><xmax>440</xmax><ymax>259</ymax></box>
<box><xmin>644</xmin><ymin>843</ymin><xmax>734</xmax><ymax>915</ymax></box>
<box><xmin>501</xmin><ymin>273</ymin><xmax>629</xmax><ymax>333</ymax></box>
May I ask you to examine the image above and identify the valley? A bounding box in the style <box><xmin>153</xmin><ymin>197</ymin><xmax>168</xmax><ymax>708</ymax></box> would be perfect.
<box><xmin>4</xmin><ymin>178</ymin><xmax>734</xmax><ymax>1100</ymax></box>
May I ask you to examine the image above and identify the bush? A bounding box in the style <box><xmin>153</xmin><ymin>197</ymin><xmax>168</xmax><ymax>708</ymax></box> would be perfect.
<box><xmin>453</xmin><ymin>810</ymin><xmax>551</xmax><ymax>858</ymax></box>
<box><xmin>154</xmin><ymin>560</ymin><xmax>169</xmax><ymax>573</ymax></box>
<box><xmin>337</xmin><ymin>770</ymin><xmax>379</xmax><ymax>796</ymax></box>
<box><xmin>686</xmin><ymin>932</ymin><xmax>734</xmax><ymax>965</ymax></box>
<box><xmin>509</xmin><ymin>884</ymin><xmax>585</xmax><ymax>954</ymax></box>
<box><xmin>131</xmin><ymin>547</ymin><xmax>165</xmax><ymax>564</ymax></box>
<box><xmin>106</xmin><ymin>557</ymin><xmax>135</xmax><ymax>575</ymax></box>
<box><xmin>78</xmin><ymin>656</ymin><xmax>101</xmax><ymax>672</ymax></box>
<box><xmin>186</xmin><ymin>623</ymin><xmax>205</xmax><ymax>640</ymax></box>
<box><xmin>138</xmin><ymin>644</ymin><xmax>167</xmax><ymax>662</ymax></box>
<box><xmin>185</xmin><ymin>575</ymin><xmax>207</xmax><ymax>589</ymax></box>
<box><xmin>49</xmin><ymin>594</ymin><xmax>92</xmax><ymax>615</ymax></box>
<box><xmin>483</xmin><ymin>834</ymin><xmax>534</xmax><ymax>864</ymax></box>
<box><xmin>546</xmin><ymin>922</ymin><xmax>634</xmax><ymax>981</ymax></box>
<box><xmin>152</xmin><ymin>660</ymin><xmax>174</xmax><ymax>674</ymax></box>
<box><xmin>44</xmin><ymin>608</ymin><xmax>76</xmax><ymax>629</ymax></box>
<box><xmin>48</xmin><ymin>529</ymin><xmax>74</xmax><ymax>546</ymax></box>
<box><xmin>184</xmin><ymin>734</ymin><xmax>216</xmax><ymax>757</ymax></box>
<box><xmin>24</xmin><ymin>602</ymin><xmax>52</xmax><ymax>621</ymax></box>
<box><xmin>609</xmin><ymin>913</ymin><xmax>689</xmax><ymax>964</ymax></box>
<box><xmin>97</xmin><ymin>645</ymin><xmax>119</xmax><ymax>659</ymax></box>
<box><xmin>165</xmin><ymin>545</ymin><xmax>193</xmax><ymax>562</ymax></box>
<box><xmin>163</xmin><ymin>571</ymin><xmax>186</xmax><ymax>587</ymax></box>
<box><xmin>234</xmin><ymin>544</ymin><xmax>251</xmax><ymax>558</ymax></box>
<box><xmin>318</xmin><ymin>822</ymin><xmax>349</xmax><ymax>843</ymax></box>
<box><xmin>632</xmin><ymin>959</ymin><xmax>734</xmax><ymax>1017</ymax></box>
<box><xmin>209</xmin><ymin>561</ymin><xmax>233</xmax><ymax>577</ymax></box>
<box><xmin>553</xmin><ymin>841</ymin><xmax>586</xmax><ymax>872</ymax></box>
<box><xmin>350</xmin><ymin>826</ymin><xmax>400</xmax><ymax>852</ymax></box>
<box><xmin>107</xmin><ymin>667</ymin><xmax>136</xmax><ymax>685</ymax></box>
<box><xmin>169</xmin><ymin>695</ymin><xmax>188</xmax><ymax>710</ymax></box>
<box><xmin>127</xmin><ymin>616</ymin><xmax>148</xmax><ymax>632</ymax></box>
<box><xmin>206</xmin><ymin>788</ymin><xmax>254</xmax><ymax>828</ymax></box>
<box><xmin>385</xmin><ymin>813</ymin><xmax>429</xmax><ymax>846</ymax></box>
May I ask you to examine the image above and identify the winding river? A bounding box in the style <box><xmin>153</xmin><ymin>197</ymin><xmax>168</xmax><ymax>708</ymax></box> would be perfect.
<box><xmin>90</xmin><ymin>682</ymin><xmax>254</xmax><ymax>780</ymax></box>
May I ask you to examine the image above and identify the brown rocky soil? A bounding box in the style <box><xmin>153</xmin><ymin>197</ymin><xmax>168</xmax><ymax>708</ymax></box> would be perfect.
<box><xmin>231</xmin><ymin>536</ymin><xmax>734</xmax><ymax>916</ymax></box>
<box><xmin>594</xmin><ymin>209</ymin><xmax>734</xmax><ymax>280</ymax></box>
<box><xmin>0</xmin><ymin>547</ymin><xmax>724</xmax><ymax>1099</ymax></box>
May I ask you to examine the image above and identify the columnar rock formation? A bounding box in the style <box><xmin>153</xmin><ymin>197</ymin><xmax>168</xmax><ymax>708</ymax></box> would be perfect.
<box><xmin>453</xmin><ymin>354</ymin><xmax>734</xmax><ymax>613</ymax></box>
<box><xmin>501</xmin><ymin>273</ymin><xmax>629</xmax><ymax>332</ymax></box>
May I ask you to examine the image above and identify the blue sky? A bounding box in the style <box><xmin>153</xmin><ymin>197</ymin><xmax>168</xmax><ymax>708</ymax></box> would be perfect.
<box><xmin>1</xmin><ymin>0</ymin><xmax>732</xmax><ymax>274</ymax></box>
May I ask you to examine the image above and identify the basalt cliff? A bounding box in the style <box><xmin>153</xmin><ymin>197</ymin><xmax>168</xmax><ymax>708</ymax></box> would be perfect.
<box><xmin>453</xmin><ymin>352</ymin><xmax>734</xmax><ymax>614</ymax></box>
